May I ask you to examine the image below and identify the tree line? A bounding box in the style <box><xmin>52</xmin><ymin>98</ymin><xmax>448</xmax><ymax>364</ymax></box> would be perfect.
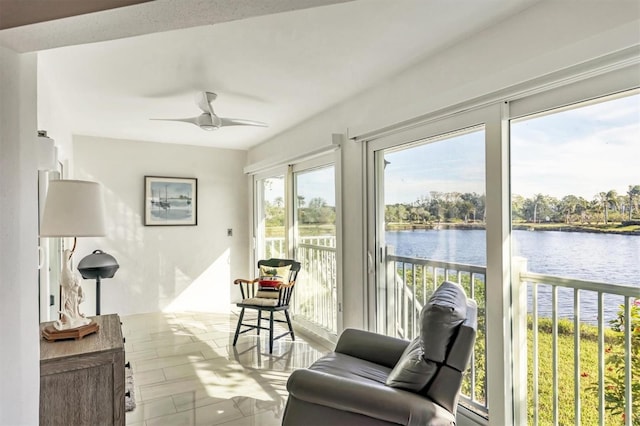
<box><xmin>265</xmin><ymin>196</ymin><xmax>336</xmax><ymax>227</ymax></box>
<box><xmin>386</xmin><ymin>185</ymin><xmax>640</xmax><ymax>225</ymax></box>
<box><xmin>264</xmin><ymin>185</ymin><xmax>640</xmax><ymax>227</ymax></box>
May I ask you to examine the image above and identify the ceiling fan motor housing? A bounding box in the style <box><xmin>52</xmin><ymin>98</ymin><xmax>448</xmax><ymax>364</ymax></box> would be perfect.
<box><xmin>197</xmin><ymin>113</ymin><xmax>220</xmax><ymax>130</ymax></box>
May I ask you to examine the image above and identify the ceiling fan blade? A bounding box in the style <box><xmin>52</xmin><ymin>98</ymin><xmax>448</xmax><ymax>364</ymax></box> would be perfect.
<box><xmin>196</xmin><ymin>91</ymin><xmax>217</xmax><ymax>115</ymax></box>
<box><xmin>150</xmin><ymin>117</ymin><xmax>200</xmax><ymax>127</ymax></box>
<box><xmin>219</xmin><ymin>117</ymin><xmax>268</xmax><ymax>128</ymax></box>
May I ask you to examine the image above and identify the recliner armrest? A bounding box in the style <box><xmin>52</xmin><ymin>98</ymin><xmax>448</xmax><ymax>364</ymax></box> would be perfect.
<box><xmin>286</xmin><ymin>369</ymin><xmax>454</xmax><ymax>426</ymax></box>
<box><xmin>334</xmin><ymin>328</ymin><xmax>410</xmax><ymax>369</ymax></box>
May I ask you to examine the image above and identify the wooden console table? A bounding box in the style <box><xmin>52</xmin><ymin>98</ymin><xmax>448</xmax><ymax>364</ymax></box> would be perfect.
<box><xmin>40</xmin><ymin>314</ymin><xmax>125</xmax><ymax>426</ymax></box>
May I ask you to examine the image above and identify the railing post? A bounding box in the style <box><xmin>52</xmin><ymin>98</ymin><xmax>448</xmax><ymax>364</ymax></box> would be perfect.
<box><xmin>385</xmin><ymin>245</ymin><xmax>396</xmax><ymax>337</ymax></box>
<box><xmin>512</xmin><ymin>256</ymin><xmax>528</xmax><ymax>426</ymax></box>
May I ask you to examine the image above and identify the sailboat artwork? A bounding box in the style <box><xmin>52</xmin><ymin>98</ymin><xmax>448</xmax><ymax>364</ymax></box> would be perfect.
<box><xmin>144</xmin><ymin>176</ymin><xmax>197</xmax><ymax>226</ymax></box>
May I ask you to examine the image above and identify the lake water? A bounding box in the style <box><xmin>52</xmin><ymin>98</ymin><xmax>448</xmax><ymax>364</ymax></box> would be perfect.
<box><xmin>150</xmin><ymin>200</ymin><xmax>193</xmax><ymax>221</ymax></box>
<box><xmin>386</xmin><ymin>229</ymin><xmax>640</xmax><ymax>323</ymax></box>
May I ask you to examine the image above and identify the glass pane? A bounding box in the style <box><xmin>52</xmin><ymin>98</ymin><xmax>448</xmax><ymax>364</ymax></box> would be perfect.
<box><xmin>511</xmin><ymin>91</ymin><xmax>640</xmax><ymax>425</ymax></box>
<box><xmin>257</xmin><ymin>176</ymin><xmax>285</xmax><ymax>259</ymax></box>
<box><xmin>379</xmin><ymin>126</ymin><xmax>487</xmax><ymax>412</ymax></box>
<box><xmin>293</xmin><ymin>165</ymin><xmax>337</xmax><ymax>334</ymax></box>
<box><xmin>295</xmin><ymin>166</ymin><xmax>336</xmax><ymax>240</ymax></box>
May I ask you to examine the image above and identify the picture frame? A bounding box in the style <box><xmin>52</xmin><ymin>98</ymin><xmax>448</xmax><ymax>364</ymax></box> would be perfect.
<box><xmin>144</xmin><ymin>176</ymin><xmax>197</xmax><ymax>226</ymax></box>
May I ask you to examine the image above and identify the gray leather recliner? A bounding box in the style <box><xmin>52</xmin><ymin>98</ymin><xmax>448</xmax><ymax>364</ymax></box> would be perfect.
<box><xmin>282</xmin><ymin>284</ymin><xmax>477</xmax><ymax>426</ymax></box>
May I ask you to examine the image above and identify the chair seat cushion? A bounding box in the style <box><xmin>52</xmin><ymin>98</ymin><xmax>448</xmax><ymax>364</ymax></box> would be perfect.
<box><xmin>291</xmin><ymin>353</ymin><xmax>456</xmax><ymax>425</ymax></box>
<box><xmin>256</xmin><ymin>290</ymin><xmax>280</xmax><ymax>299</ymax></box>
<box><xmin>240</xmin><ymin>297</ymin><xmax>279</xmax><ymax>307</ymax></box>
<box><xmin>310</xmin><ymin>352</ymin><xmax>392</xmax><ymax>385</ymax></box>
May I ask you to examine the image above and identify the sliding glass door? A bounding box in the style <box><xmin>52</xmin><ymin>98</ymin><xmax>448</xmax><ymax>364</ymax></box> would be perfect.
<box><xmin>510</xmin><ymin>89</ymin><xmax>640</xmax><ymax>425</ymax></box>
<box><xmin>254</xmin><ymin>173</ymin><xmax>286</xmax><ymax>262</ymax></box>
<box><xmin>292</xmin><ymin>161</ymin><xmax>338</xmax><ymax>335</ymax></box>
<box><xmin>367</xmin><ymin>108</ymin><xmax>500</xmax><ymax>418</ymax></box>
<box><xmin>253</xmin><ymin>157</ymin><xmax>340</xmax><ymax>338</ymax></box>
<box><xmin>375</xmin><ymin>127</ymin><xmax>486</xmax><ymax>339</ymax></box>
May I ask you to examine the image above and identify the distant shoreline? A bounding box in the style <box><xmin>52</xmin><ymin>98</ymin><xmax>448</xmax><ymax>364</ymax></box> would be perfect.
<box><xmin>386</xmin><ymin>222</ymin><xmax>640</xmax><ymax>235</ymax></box>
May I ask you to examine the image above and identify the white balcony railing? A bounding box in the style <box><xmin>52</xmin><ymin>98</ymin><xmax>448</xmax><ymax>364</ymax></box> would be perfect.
<box><xmin>385</xmin><ymin>248</ymin><xmax>488</xmax><ymax>415</ymax></box>
<box><xmin>517</xmin><ymin>264</ymin><xmax>639</xmax><ymax>426</ymax></box>
<box><xmin>264</xmin><ymin>237</ymin><xmax>286</xmax><ymax>259</ymax></box>
<box><xmin>295</xmin><ymin>242</ymin><xmax>337</xmax><ymax>334</ymax></box>
<box><xmin>264</xmin><ymin>236</ymin><xmax>338</xmax><ymax>335</ymax></box>
<box><xmin>264</xmin><ymin>236</ymin><xmax>638</xmax><ymax>424</ymax></box>
<box><xmin>387</xmin><ymin>251</ymin><xmax>639</xmax><ymax>424</ymax></box>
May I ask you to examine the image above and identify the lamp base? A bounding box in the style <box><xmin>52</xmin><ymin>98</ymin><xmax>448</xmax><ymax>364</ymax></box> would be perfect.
<box><xmin>42</xmin><ymin>320</ymin><xmax>99</xmax><ymax>341</ymax></box>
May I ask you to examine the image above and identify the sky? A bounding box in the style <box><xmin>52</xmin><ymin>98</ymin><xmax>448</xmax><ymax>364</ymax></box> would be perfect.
<box><xmin>149</xmin><ymin>181</ymin><xmax>193</xmax><ymax>199</ymax></box>
<box><xmin>263</xmin><ymin>166</ymin><xmax>336</xmax><ymax>206</ymax></box>
<box><xmin>263</xmin><ymin>91</ymin><xmax>639</xmax><ymax>206</ymax></box>
<box><xmin>385</xmin><ymin>91</ymin><xmax>639</xmax><ymax>204</ymax></box>
<box><xmin>384</xmin><ymin>129</ymin><xmax>485</xmax><ymax>204</ymax></box>
<box><xmin>510</xmin><ymin>92</ymin><xmax>639</xmax><ymax>199</ymax></box>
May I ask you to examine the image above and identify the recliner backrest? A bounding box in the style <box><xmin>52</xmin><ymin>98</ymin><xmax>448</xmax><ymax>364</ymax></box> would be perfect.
<box><xmin>421</xmin><ymin>299</ymin><xmax>478</xmax><ymax>414</ymax></box>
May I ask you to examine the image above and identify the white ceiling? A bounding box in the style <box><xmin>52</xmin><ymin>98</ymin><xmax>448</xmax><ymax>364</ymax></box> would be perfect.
<box><xmin>3</xmin><ymin>0</ymin><xmax>539</xmax><ymax>150</ymax></box>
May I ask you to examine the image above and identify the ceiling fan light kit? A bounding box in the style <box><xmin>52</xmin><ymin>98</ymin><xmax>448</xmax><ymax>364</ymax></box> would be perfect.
<box><xmin>151</xmin><ymin>91</ymin><xmax>267</xmax><ymax>131</ymax></box>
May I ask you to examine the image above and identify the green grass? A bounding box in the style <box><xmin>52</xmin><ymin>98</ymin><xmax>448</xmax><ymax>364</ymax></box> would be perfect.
<box><xmin>461</xmin><ymin>317</ymin><xmax>628</xmax><ymax>425</ymax></box>
<box><xmin>527</xmin><ymin>318</ymin><xmax>625</xmax><ymax>426</ymax></box>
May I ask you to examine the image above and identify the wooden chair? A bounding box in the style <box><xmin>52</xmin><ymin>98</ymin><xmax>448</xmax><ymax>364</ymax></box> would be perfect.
<box><xmin>232</xmin><ymin>258</ymin><xmax>301</xmax><ymax>353</ymax></box>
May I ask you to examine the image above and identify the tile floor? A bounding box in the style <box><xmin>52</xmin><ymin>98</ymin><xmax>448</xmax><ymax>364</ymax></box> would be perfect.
<box><xmin>122</xmin><ymin>311</ymin><xmax>331</xmax><ymax>426</ymax></box>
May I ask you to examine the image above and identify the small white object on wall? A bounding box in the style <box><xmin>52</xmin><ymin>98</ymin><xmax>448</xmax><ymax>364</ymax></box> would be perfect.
<box><xmin>37</xmin><ymin>131</ymin><xmax>58</xmax><ymax>171</ymax></box>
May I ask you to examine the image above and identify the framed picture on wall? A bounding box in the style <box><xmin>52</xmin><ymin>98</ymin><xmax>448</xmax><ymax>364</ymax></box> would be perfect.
<box><xmin>144</xmin><ymin>176</ymin><xmax>197</xmax><ymax>226</ymax></box>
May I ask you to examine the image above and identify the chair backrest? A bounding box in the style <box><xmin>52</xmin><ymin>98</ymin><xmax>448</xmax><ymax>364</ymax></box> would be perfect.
<box><xmin>256</xmin><ymin>258</ymin><xmax>301</xmax><ymax>306</ymax></box>
<box><xmin>422</xmin><ymin>299</ymin><xmax>478</xmax><ymax>415</ymax></box>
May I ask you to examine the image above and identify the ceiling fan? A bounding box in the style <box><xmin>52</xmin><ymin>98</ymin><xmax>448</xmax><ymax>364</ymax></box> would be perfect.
<box><xmin>151</xmin><ymin>92</ymin><xmax>267</xmax><ymax>131</ymax></box>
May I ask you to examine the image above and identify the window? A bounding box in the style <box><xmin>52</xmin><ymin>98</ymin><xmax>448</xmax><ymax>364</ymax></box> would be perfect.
<box><xmin>368</xmin><ymin>113</ymin><xmax>491</xmax><ymax>416</ymax></box>
<box><xmin>252</xmin><ymin>156</ymin><xmax>340</xmax><ymax>339</ymax></box>
<box><xmin>255</xmin><ymin>174</ymin><xmax>286</xmax><ymax>260</ymax></box>
<box><xmin>511</xmin><ymin>90</ymin><xmax>640</xmax><ymax>425</ymax></box>
<box><xmin>293</xmin><ymin>164</ymin><xmax>338</xmax><ymax>335</ymax></box>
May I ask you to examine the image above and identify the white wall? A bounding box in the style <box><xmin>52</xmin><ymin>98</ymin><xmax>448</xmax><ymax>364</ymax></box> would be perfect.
<box><xmin>247</xmin><ymin>2</ymin><xmax>640</xmax><ymax>330</ymax></box>
<box><xmin>0</xmin><ymin>47</ymin><xmax>40</xmax><ymax>425</ymax></box>
<box><xmin>38</xmin><ymin>69</ymin><xmax>73</xmax><ymax>170</ymax></box>
<box><xmin>73</xmin><ymin>135</ymin><xmax>249</xmax><ymax>316</ymax></box>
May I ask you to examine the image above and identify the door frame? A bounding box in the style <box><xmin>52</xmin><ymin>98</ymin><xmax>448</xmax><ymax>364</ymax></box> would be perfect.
<box><xmin>365</xmin><ymin>104</ymin><xmax>513</xmax><ymax>424</ymax></box>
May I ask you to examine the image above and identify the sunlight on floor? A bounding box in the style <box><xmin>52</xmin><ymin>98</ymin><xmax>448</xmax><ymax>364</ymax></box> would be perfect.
<box><xmin>122</xmin><ymin>311</ymin><xmax>330</xmax><ymax>425</ymax></box>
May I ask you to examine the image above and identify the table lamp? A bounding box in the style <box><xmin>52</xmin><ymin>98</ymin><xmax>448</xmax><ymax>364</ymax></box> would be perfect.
<box><xmin>40</xmin><ymin>180</ymin><xmax>107</xmax><ymax>338</ymax></box>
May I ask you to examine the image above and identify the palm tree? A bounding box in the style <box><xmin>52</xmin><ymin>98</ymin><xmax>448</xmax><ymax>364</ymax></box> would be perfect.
<box><xmin>459</xmin><ymin>201</ymin><xmax>474</xmax><ymax>223</ymax></box>
<box><xmin>532</xmin><ymin>193</ymin><xmax>547</xmax><ymax>223</ymax></box>
<box><xmin>605</xmin><ymin>190</ymin><xmax>619</xmax><ymax>224</ymax></box>
<box><xmin>560</xmin><ymin>195</ymin><xmax>580</xmax><ymax>224</ymax></box>
<box><xmin>595</xmin><ymin>192</ymin><xmax>608</xmax><ymax>224</ymax></box>
<box><xmin>628</xmin><ymin>185</ymin><xmax>640</xmax><ymax>221</ymax></box>
<box><xmin>595</xmin><ymin>190</ymin><xmax>619</xmax><ymax>225</ymax></box>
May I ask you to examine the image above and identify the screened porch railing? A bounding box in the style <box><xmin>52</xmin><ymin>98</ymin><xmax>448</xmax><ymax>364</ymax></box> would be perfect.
<box><xmin>387</xmin><ymin>251</ymin><xmax>639</xmax><ymax>424</ymax></box>
<box><xmin>385</xmin><ymin>249</ymin><xmax>488</xmax><ymax>415</ymax></box>
<box><xmin>264</xmin><ymin>236</ymin><xmax>638</xmax><ymax>424</ymax></box>
<box><xmin>517</xmin><ymin>266</ymin><xmax>639</xmax><ymax>426</ymax></box>
<box><xmin>264</xmin><ymin>236</ymin><xmax>338</xmax><ymax>335</ymax></box>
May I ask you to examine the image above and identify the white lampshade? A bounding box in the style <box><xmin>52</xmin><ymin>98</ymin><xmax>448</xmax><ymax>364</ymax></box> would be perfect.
<box><xmin>40</xmin><ymin>180</ymin><xmax>107</xmax><ymax>237</ymax></box>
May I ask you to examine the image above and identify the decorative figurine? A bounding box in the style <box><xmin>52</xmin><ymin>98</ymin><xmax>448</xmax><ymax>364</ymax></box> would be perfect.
<box><xmin>54</xmin><ymin>249</ymin><xmax>91</xmax><ymax>330</ymax></box>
